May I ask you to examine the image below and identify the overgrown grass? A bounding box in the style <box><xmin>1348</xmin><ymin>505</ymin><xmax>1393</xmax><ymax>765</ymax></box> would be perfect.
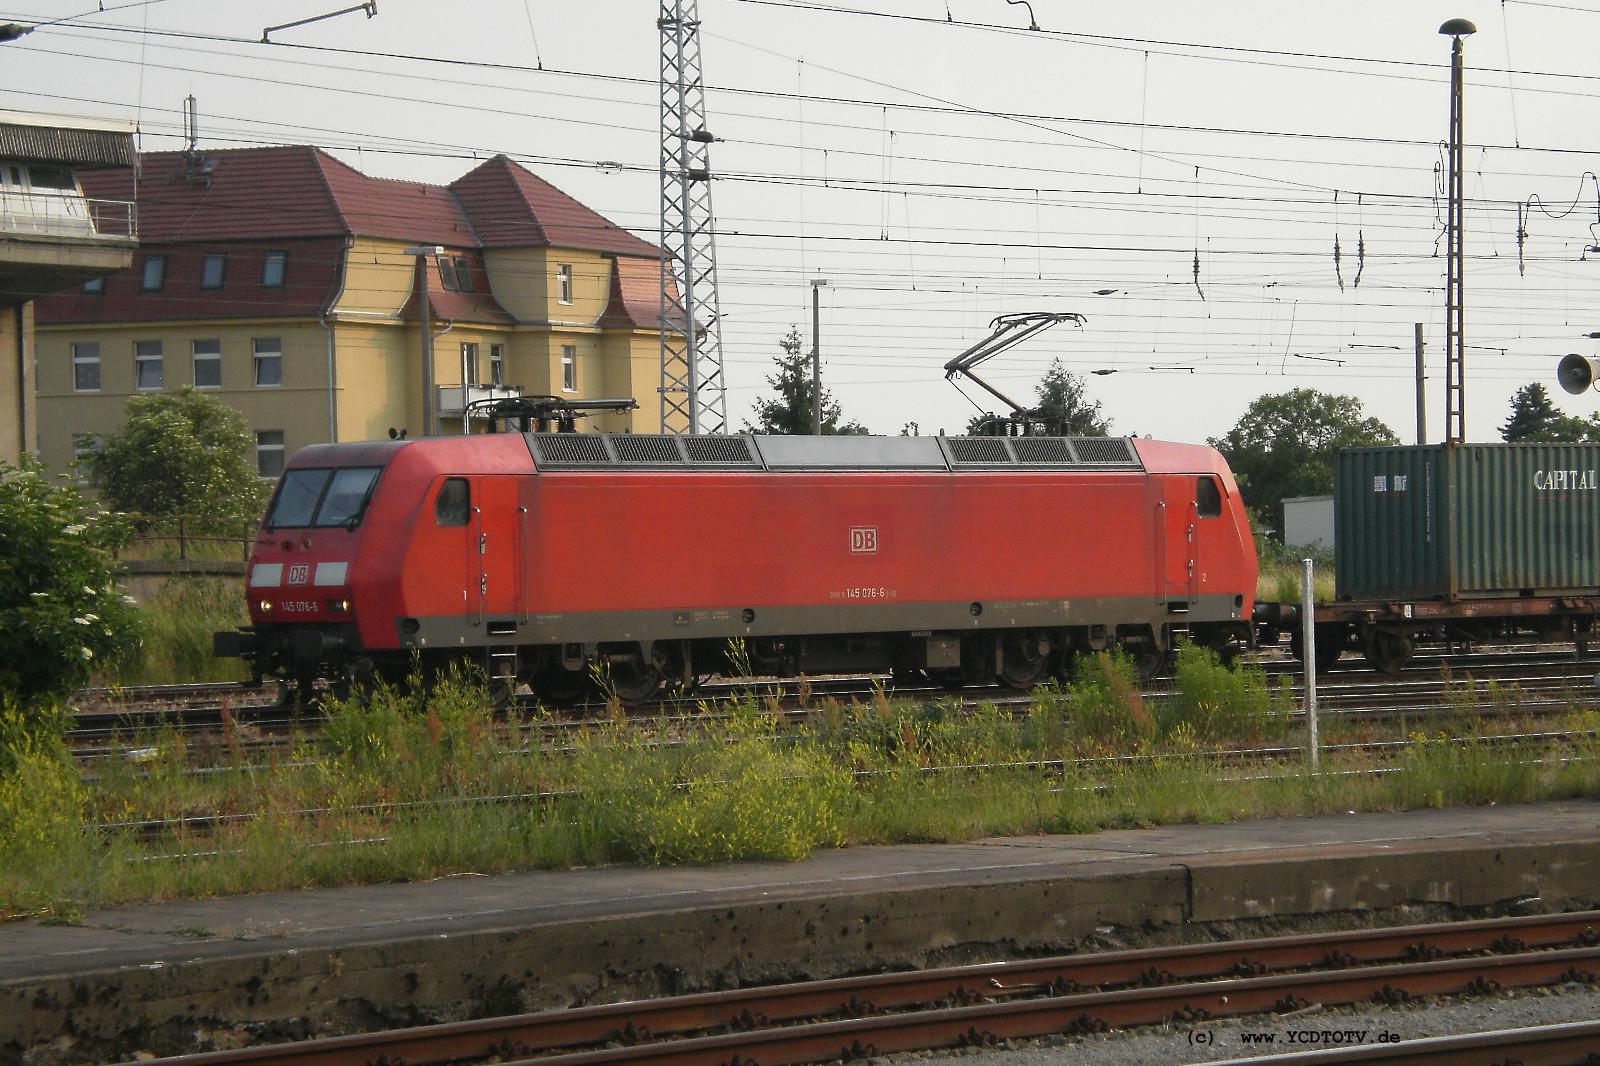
<box><xmin>4</xmin><ymin>661</ymin><xmax>1598</xmax><ymax>919</ymax></box>
<box><xmin>105</xmin><ymin>578</ymin><xmax>249</xmax><ymax>685</ymax></box>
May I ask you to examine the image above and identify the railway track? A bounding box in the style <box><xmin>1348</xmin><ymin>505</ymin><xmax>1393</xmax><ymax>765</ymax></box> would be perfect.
<box><xmin>120</xmin><ymin>910</ymin><xmax>1600</xmax><ymax>1065</ymax></box>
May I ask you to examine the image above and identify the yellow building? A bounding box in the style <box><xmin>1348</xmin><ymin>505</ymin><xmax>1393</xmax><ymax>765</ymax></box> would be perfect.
<box><xmin>34</xmin><ymin>147</ymin><xmax>667</xmax><ymax>476</ymax></box>
<box><xmin>1</xmin><ymin>113</ymin><xmax>136</xmax><ymax>465</ymax></box>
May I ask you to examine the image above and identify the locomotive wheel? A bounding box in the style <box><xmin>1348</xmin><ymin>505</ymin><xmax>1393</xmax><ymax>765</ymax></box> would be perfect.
<box><xmin>607</xmin><ymin>660</ymin><xmax>664</xmax><ymax>706</ymax></box>
<box><xmin>1130</xmin><ymin>645</ymin><xmax>1173</xmax><ymax>685</ymax></box>
<box><xmin>998</xmin><ymin>632</ymin><xmax>1051</xmax><ymax>689</ymax></box>
<box><xmin>1362</xmin><ymin>628</ymin><xmax>1413</xmax><ymax>676</ymax></box>
<box><xmin>532</xmin><ymin>667</ymin><xmax>591</xmax><ymax>707</ymax></box>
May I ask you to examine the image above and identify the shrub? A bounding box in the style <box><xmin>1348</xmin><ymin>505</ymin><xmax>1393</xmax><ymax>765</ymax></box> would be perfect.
<box><xmin>1065</xmin><ymin>651</ymin><xmax>1151</xmax><ymax>744</ymax></box>
<box><xmin>0</xmin><ymin>458</ymin><xmax>138</xmax><ymax>714</ymax></box>
<box><xmin>1160</xmin><ymin>643</ymin><xmax>1278</xmax><ymax>739</ymax></box>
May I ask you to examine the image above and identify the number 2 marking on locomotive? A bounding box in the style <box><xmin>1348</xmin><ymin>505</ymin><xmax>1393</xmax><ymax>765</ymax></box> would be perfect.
<box><xmin>850</xmin><ymin>527</ymin><xmax>878</xmax><ymax>554</ymax></box>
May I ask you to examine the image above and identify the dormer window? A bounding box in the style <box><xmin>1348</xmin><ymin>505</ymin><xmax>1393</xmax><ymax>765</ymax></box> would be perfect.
<box><xmin>262</xmin><ymin>251</ymin><xmax>287</xmax><ymax>287</ymax></box>
<box><xmin>200</xmin><ymin>254</ymin><xmax>226</xmax><ymax>290</ymax></box>
<box><xmin>454</xmin><ymin>256</ymin><xmax>474</xmax><ymax>292</ymax></box>
<box><xmin>437</xmin><ymin>255</ymin><xmax>458</xmax><ymax>292</ymax></box>
<box><xmin>140</xmin><ymin>255</ymin><xmax>167</xmax><ymax>292</ymax></box>
<box><xmin>82</xmin><ymin>277</ymin><xmax>104</xmax><ymax>294</ymax></box>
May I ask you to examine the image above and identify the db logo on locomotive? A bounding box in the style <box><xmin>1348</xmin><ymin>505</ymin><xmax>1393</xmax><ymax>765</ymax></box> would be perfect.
<box><xmin>850</xmin><ymin>527</ymin><xmax>878</xmax><ymax>554</ymax></box>
<box><xmin>287</xmin><ymin>564</ymin><xmax>310</xmax><ymax>585</ymax></box>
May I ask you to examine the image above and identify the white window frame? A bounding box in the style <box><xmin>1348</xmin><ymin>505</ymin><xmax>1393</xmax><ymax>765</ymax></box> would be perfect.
<box><xmin>192</xmin><ymin>339</ymin><xmax>222</xmax><ymax>389</ymax></box>
<box><xmin>561</xmin><ymin>344</ymin><xmax>577</xmax><ymax>393</ymax></box>
<box><xmin>261</xmin><ymin>251</ymin><xmax>287</xmax><ymax>288</ymax></box>
<box><xmin>134</xmin><ymin>340</ymin><xmax>163</xmax><ymax>391</ymax></box>
<box><xmin>255</xmin><ymin>430</ymin><xmax>285</xmax><ymax>479</ymax></box>
<box><xmin>489</xmin><ymin>342</ymin><xmax>505</xmax><ymax>387</ymax></box>
<box><xmin>461</xmin><ymin>341</ymin><xmax>479</xmax><ymax>387</ymax></box>
<box><xmin>140</xmin><ymin>255</ymin><xmax>166</xmax><ymax>292</ymax></box>
<box><xmin>71</xmin><ymin>433</ymin><xmax>94</xmax><ymax>484</ymax></box>
<box><xmin>71</xmin><ymin>341</ymin><xmax>100</xmax><ymax>393</ymax></box>
<box><xmin>253</xmin><ymin>337</ymin><xmax>283</xmax><ymax>388</ymax></box>
<box><xmin>557</xmin><ymin>263</ymin><xmax>573</xmax><ymax>305</ymax></box>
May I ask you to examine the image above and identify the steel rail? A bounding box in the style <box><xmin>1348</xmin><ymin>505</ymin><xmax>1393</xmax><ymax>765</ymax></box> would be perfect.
<box><xmin>120</xmin><ymin>911</ymin><xmax>1600</xmax><ymax>1065</ymax></box>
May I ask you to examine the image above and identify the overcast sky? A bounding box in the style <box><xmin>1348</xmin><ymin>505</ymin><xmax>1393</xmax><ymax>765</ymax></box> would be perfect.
<box><xmin>5</xmin><ymin>0</ymin><xmax>1600</xmax><ymax>443</ymax></box>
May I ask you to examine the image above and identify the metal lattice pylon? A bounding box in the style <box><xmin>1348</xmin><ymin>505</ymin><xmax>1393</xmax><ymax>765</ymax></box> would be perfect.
<box><xmin>658</xmin><ymin>0</ymin><xmax>727</xmax><ymax>435</ymax></box>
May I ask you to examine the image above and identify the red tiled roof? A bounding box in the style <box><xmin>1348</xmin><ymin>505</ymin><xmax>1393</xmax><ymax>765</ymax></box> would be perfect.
<box><xmin>33</xmin><ymin>237</ymin><xmax>344</xmax><ymax>324</ymax></box>
<box><xmin>600</xmin><ymin>255</ymin><xmax>678</xmax><ymax>330</ymax></box>
<box><xmin>451</xmin><ymin>155</ymin><xmax>660</xmax><ymax>258</ymax></box>
<box><xmin>76</xmin><ymin>146</ymin><xmax>475</xmax><ymax>245</ymax></box>
<box><xmin>399</xmin><ymin>252</ymin><xmax>516</xmax><ymax>326</ymax></box>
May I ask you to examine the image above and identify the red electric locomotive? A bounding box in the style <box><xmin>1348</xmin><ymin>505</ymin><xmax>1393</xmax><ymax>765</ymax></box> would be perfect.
<box><xmin>215</xmin><ymin>431</ymin><xmax>1258</xmax><ymax>703</ymax></box>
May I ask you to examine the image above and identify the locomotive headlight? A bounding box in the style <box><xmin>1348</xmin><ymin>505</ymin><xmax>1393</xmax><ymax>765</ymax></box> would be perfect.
<box><xmin>257</xmin><ymin>599</ymin><xmax>273</xmax><ymax>613</ymax></box>
<box><xmin>327</xmin><ymin>598</ymin><xmax>351</xmax><ymax>614</ymax></box>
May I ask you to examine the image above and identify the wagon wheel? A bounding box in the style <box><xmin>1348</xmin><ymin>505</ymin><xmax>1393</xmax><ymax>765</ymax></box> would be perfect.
<box><xmin>607</xmin><ymin>659</ymin><xmax>664</xmax><ymax>707</ymax></box>
<box><xmin>998</xmin><ymin>632</ymin><xmax>1051</xmax><ymax>690</ymax></box>
<box><xmin>1289</xmin><ymin>623</ymin><xmax>1346</xmax><ymax>675</ymax></box>
<box><xmin>1362</xmin><ymin>628</ymin><xmax>1413</xmax><ymax>676</ymax></box>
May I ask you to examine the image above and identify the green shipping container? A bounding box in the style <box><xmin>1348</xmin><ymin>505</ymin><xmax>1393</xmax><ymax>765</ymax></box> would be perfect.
<box><xmin>1334</xmin><ymin>443</ymin><xmax>1600</xmax><ymax>601</ymax></box>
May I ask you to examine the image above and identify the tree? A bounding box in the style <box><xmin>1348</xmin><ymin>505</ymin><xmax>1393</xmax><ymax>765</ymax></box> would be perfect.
<box><xmin>743</xmin><ymin>327</ymin><xmax>869</xmax><ymax>435</ymax></box>
<box><xmin>965</xmin><ymin>358</ymin><xmax>1111</xmax><ymax>436</ymax></box>
<box><xmin>1209</xmin><ymin>389</ymin><xmax>1398</xmax><ymax>539</ymax></box>
<box><xmin>1500</xmin><ymin>383</ymin><xmax>1561</xmax><ymax>442</ymax></box>
<box><xmin>1500</xmin><ymin>382</ymin><xmax>1600</xmax><ymax>443</ymax></box>
<box><xmin>85</xmin><ymin>387</ymin><xmax>266</xmax><ymax>530</ymax></box>
<box><xmin>0</xmin><ymin>458</ymin><xmax>138</xmax><ymax>710</ymax></box>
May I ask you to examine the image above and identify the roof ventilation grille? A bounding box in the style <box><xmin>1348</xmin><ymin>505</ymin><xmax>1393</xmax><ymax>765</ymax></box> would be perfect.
<box><xmin>613</xmin><ymin>435</ymin><xmax>685</xmax><ymax>464</ymax></box>
<box><xmin>532</xmin><ymin>434</ymin><xmax>612</xmax><ymax>465</ymax></box>
<box><xmin>685</xmin><ymin>435</ymin><xmax>756</xmax><ymax>464</ymax></box>
<box><xmin>949</xmin><ymin>437</ymin><xmax>1013</xmax><ymax>464</ymax></box>
<box><xmin>1070</xmin><ymin>437</ymin><xmax>1138</xmax><ymax>465</ymax></box>
<box><xmin>1012</xmin><ymin>437</ymin><xmax>1075</xmax><ymax>464</ymax></box>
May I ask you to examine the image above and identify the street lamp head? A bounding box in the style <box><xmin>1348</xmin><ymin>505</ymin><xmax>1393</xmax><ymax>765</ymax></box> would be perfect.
<box><xmin>810</xmin><ymin>277</ymin><xmax>830</xmax><ymax>288</ymax></box>
<box><xmin>402</xmin><ymin>244</ymin><xmax>444</xmax><ymax>257</ymax></box>
<box><xmin>1439</xmin><ymin>17</ymin><xmax>1476</xmax><ymax>37</ymax></box>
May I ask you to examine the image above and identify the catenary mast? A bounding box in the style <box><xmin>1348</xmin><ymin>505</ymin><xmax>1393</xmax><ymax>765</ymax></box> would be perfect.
<box><xmin>658</xmin><ymin>0</ymin><xmax>728</xmax><ymax>434</ymax></box>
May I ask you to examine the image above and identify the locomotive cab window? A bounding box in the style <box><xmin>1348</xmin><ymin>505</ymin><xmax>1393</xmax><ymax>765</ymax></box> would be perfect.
<box><xmin>1197</xmin><ymin>476</ymin><xmax>1223</xmax><ymax>518</ymax></box>
<box><xmin>265</xmin><ymin>466</ymin><xmax>383</xmax><ymax>529</ymax></box>
<box><xmin>436</xmin><ymin>478</ymin><xmax>470</xmax><ymax>527</ymax></box>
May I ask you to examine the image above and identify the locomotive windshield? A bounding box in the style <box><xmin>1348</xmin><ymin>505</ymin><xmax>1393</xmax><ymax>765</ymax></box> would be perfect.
<box><xmin>265</xmin><ymin>466</ymin><xmax>382</xmax><ymax>529</ymax></box>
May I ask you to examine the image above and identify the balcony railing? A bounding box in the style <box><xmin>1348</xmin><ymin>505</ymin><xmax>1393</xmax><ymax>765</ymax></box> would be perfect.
<box><xmin>0</xmin><ymin>190</ymin><xmax>137</xmax><ymax>240</ymax></box>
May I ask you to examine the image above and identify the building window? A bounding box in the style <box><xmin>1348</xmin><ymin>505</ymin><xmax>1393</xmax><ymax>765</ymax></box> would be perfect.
<box><xmin>261</xmin><ymin>251</ymin><xmax>287</xmax><ymax>288</ymax></box>
<box><xmin>82</xmin><ymin>277</ymin><xmax>104</xmax><ymax>294</ymax></box>
<box><xmin>561</xmin><ymin>344</ymin><xmax>576</xmax><ymax>392</ymax></box>
<box><xmin>454</xmin><ymin>256</ymin><xmax>474</xmax><ymax>292</ymax></box>
<box><xmin>256</xmin><ymin>431</ymin><xmax>285</xmax><ymax>479</ymax></box>
<box><xmin>461</xmin><ymin>342</ymin><xmax>479</xmax><ymax>386</ymax></box>
<box><xmin>140</xmin><ymin>255</ymin><xmax>167</xmax><ymax>292</ymax></box>
<box><xmin>437</xmin><ymin>255</ymin><xmax>458</xmax><ymax>292</ymax></box>
<box><xmin>254</xmin><ymin>337</ymin><xmax>283</xmax><ymax>387</ymax></box>
<box><xmin>200</xmin><ymin>254</ymin><xmax>226</xmax><ymax>290</ymax></box>
<box><xmin>71</xmin><ymin>433</ymin><xmax>95</xmax><ymax>484</ymax></box>
<box><xmin>71</xmin><ymin>342</ymin><xmax>100</xmax><ymax>392</ymax></box>
<box><xmin>557</xmin><ymin>263</ymin><xmax>573</xmax><ymax>304</ymax></box>
<box><xmin>135</xmin><ymin>340</ymin><xmax>163</xmax><ymax>390</ymax></box>
<box><xmin>489</xmin><ymin>343</ymin><xmax>505</xmax><ymax>387</ymax></box>
<box><xmin>193</xmin><ymin>339</ymin><xmax>222</xmax><ymax>388</ymax></box>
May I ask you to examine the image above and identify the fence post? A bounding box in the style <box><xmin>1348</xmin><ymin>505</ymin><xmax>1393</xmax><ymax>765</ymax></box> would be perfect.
<box><xmin>1301</xmin><ymin>557</ymin><xmax>1320</xmax><ymax>771</ymax></box>
<box><xmin>178</xmin><ymin>515</ymin><xmax>188</xmax><ymax>561</ymax></box>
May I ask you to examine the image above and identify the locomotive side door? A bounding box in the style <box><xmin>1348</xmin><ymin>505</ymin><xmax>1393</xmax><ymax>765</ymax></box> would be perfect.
<box><xmin>471</xmin><ymin>476</ymin><xmax>522</xmax><ymax>621</ymax></box>
<box><xmin>1157</xmin><ymin>475</ymin><xmax>1199</xmax><ymax>608</ymax></box>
